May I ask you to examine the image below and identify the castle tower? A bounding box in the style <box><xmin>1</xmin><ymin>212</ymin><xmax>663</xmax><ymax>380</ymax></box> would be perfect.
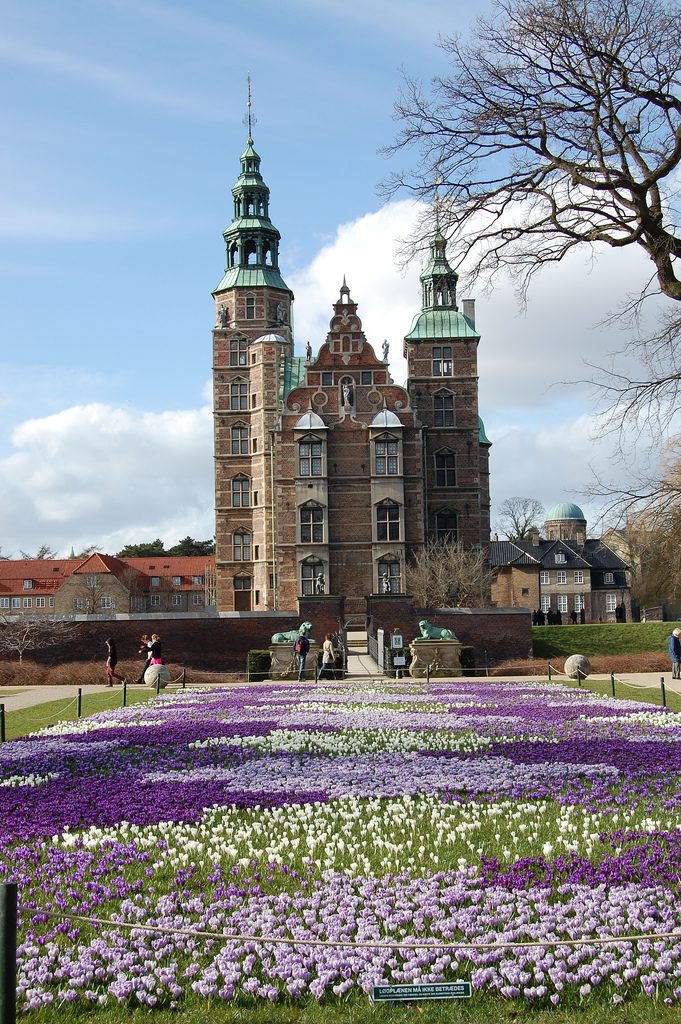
<box><xmin>403</xmin><ymin>223</ymin><xmax>491</xmax><ymax>549</ymax></box>
<box><xmin>212</xmin><ymin>130</ymin><xmax>294</xmax><ymax>611</ymax></box>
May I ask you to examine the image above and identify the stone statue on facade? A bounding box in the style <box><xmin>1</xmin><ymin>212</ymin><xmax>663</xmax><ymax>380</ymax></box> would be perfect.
<box><xmin>382</xmin><ymin>339</ymin><xmax>389</xmax><ymax>360</ymax></box>
<box><xmin>306</xmin><ymin>341</ymin><xmax>312</xmax><ymax>361</ymax></box>
<box><xmin>381</xmin><ymin>572</ymin><xmax>391</xmax><ymax>594</ymax></box>
<box><xmin>218</xmin><ymin>305</ymin><xmax>229</xmax><ymax>327</ymax></box>
<box><xmin>314</xmin><ymin>572</ymin><xmax>325</xmax><ymax>594</ymax></box>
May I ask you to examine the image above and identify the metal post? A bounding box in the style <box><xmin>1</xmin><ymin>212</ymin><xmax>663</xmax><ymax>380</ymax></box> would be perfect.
<box><xmin>661</xmin><ymin>677</ymin><xmax>667</xmax><ymax>708</ymax></box>
<box><xmin>548</xmin><ymin>663</ymin><xmax>552</xmax><ymax>681</ymax></box>
<box><xmin>77</xmin><ymin>688</ymin><xmax>82</xmax><ymax>719</ymax></box>
<box><xmin>156</xmin><ymin>673</ymin><xmax>161</xmax><ymax>696</ymax></box>
<box><xmin>576</xmin><ymin>668</ymin><xmax>582</xmax><ymax>687</ymax></box>
<box><xmin>610</xmin><ymin>672</ymin><xmax>616</xmax><ymax>697</ymax></box>
<box><xmin>181</xmin><ymin>668</ymin><xmax>186</xmax><ymax>690</ymax></box>
<box><xmin>0</xmin><ymin>706</ymin><xmax>4</xmax><ymax>744</ymax></box>
<box><xmin>122</xmin><ymin>678</ymin><xmax>127</xmax><ymax>708</ymax></box>
<box><xmin>426</xmin><ymin>662</ymin><xmax>430</xmax><ymax>686</ymax></box>
<box><xmin>0</xmin><ymin>882</ymin><xmax>17</xmax><ymax>1024</ymax></box>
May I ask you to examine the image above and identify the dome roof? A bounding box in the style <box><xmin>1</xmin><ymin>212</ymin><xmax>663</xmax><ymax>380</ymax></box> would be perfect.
<box><xmin>254</xmin><ymin>333</ymin><xmax>288</xmax><ymax>345</ymax></box>
<box><xmin>546</xmin><ymin>501</ymin><xmax>585</xmax><ymax>521</ymax></box>
<box><xmin>370</xmin><ymin>409</ymin><xmax>403</xmax><ymax>428</ymax></box>
<box><xmin>294</xmin><ymin>412</ymin><xmax>326</xmax><ymax>430</ymax></box>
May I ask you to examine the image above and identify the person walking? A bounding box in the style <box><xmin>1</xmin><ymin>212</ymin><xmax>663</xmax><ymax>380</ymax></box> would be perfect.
<box><xmin>135</xmin><ymin>633</ymin><xmax>153</xmax><ymax>683</ymax></box>
<box><xmin>105</xmin><ymin>637</ymin><xmax>126</xmax><ymax>687</ymax></box>
<box><xmin>319</xmin><ymin>633</ymin><xmax>336</xmax><ymax>679</ymax></box>
<box><xmin>149</xmin><ymin>633</ymin><xmax>164</xmax><ymax>664</ymax></box>
<box><xmin>293</xmin><ymin>630</ymin><xmax>310</xmax><ymax>681</ymax></box>
<box><xmin>669</xmin><ymin>628</ymin><xmax>681</xmax><ymax>679</ymax></box>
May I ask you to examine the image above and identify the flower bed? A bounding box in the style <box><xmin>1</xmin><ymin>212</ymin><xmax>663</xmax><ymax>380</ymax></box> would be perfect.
<box><xmin>3</xmin><ymin>679</ymin><xmax>681</xmax><ymax>1010</ymax></box>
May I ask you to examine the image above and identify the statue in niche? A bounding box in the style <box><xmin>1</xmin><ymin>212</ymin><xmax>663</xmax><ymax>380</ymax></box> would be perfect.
<box><xmin>276</xmin><ymin>301</ymin><xmax>286</xmax><ymax>324</ymax></box>
<box><xmin>314</xmin><ymin>572</ymin><xmax>325</xmax><ymax>594</ymax></box>
<box><xmin>342</xmin><ymin>382</ymin><xmax>353</xmax><ymax>407</ymax></box>
<box><xmin>381</xmin><ymin>572</ymin><xmax>391</xmax><ymax>594</ymax></box>
<box><xmin>218</xmin><ymin>305</ymin><xmax>229</xmax><ymax>327</ymax></box>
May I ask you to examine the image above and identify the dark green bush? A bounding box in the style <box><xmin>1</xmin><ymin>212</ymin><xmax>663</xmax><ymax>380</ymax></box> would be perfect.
<box><xmin>247</xmin><ymin>649</ymin><xmax>271</xmax><ymax>682</ymax></box>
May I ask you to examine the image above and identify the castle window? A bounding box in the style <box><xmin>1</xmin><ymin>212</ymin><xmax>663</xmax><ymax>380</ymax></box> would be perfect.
<box><xmin>191</xmin><ymin>575</ymin><xmax>203</xmax><ymax>586</ymax></box>
<box><xmin>557</xmin><ymin>570</ymin><xmax>567</xmax><ymax>584</ymax></box>
<box><xmin>435</xmin><ymin>509</ymin><xmax>458</xmax><ymax>543</ymax></box>
<box><xmin>73</xmin><ymin>597</ymin><xmax>86</xmax><ymax>610</ymax></box>
<box><xmin>575</xmin><ymin>594</ymin><xmax>585</xmax><ymax>611</ymax></box>
<box><xmin>23</xmin><ymin>597</ymin><xmax>32</xmax><ymax>608</ymax></box>
<box><xmin>375</xmin><ymin>437</ymin><xmax>399</xmax><ymax>475</ymax></box>
<box><xmin>299</xmin><ymin>439</ymin><xmax>323</xmax><ymax>477</ymax></box>
<box><xmin>172</xmin><ymin>594</ymin><xmax>182</xmax><ymax>606</ymax></box>
<box><xmin>230</xmin><ymin>338</ymin><xmax>248</xmax><ymax>366</ymax></box>
<box><xmin>361</xmin><ymin>371</ymin><xmax>373</xmax><ymax>385</ymax></box>
<box><xmin>233</xmin><ymin>576</ymin><xmax>251</xmax><ymax>591</ymax></box>
<box><xmin>100</xmin><ymin>596</ymin><xmax>114</xmax><ymax>609</ymax></box>
<box><xmin>0</xmin><ymin>598</ymin><xmax>8</xmax><ymax>608</ymax></box>
<box><xmin>193</xmin><ymin>593</ymin><xmax>204</xmax><ymax>605</ymax></box>
<box><xmin>231</xmin><ymin>424</ymin><xmax>249</xmax><ymax>455</ymax></box>
<box><xmin>172</xmin><ymin>576</ymin><xmax>182</xmax><ymax>586</ymax></box>
<box><xmin>434</xmin><ymin>392</ymin><xmax>454</xmax><ymax>426</ymax></box>
<box><xmin>245</xmin><ymin>241</ymin><xmax>257</xmax><ymax>266</ymax></box>
<box><xmin>574</xmin><ymin>570</ymin><xmax>584</xmax><ymax>584</ymax></box>
<box><xmin>300</xmin><ymin>503</ymin><xmax>324</xmax><ymax>543</ymax></box>
<box><xmin>557</xmin><ymin>594</ymin><xmax>568</xmax><ymax>613</ymax></box>
<box><xmin>434</xmin><ymin>451</ymin><xmax>456</xmax><ymax>487</ymax></box>
<box><xmin>36</xmin><ymin>597</ymin><xmax>45</xmax><ymax>608</ymax></box>
<box><xmin>376</xmin><ymin>501</ymin><xmax>400</xmax><ymax>541</ymax></box>
<box><xmin>540</xmin><ymin>571</ymin><xmax>550</xmax><ymax>584</ymax></box>
<box><xmin>230</xmin><ymin>381</ymin><xmax>248</xmax><ymax>410</ymax></box>
<box><xmin>233</xmin><ymin>531</ymin><xmax>252</xmax><ymax>561</ymax></box>
<box><xmin>321</xmin><ymin>372</ymin><xmax>333</xmax><ymax>387</ymax></box>
<box><xmin>604</xmin><ymin>571</ymin><xmax>614</xmax><ymax>584</ymax></box>
<box><xmin>377</xmin><ymin>559</ymin><xmax>401</xmax><ymax>593</ymax></box>
<box><xmin>23</xmin><ymin>579</ymin><xmax>33</xmax><ymax>590</ymax></box>
<box><xmin>150</xmin><ymin>576</ymin><xmax>160</xmax><ymax>587</ymax></box>
<box><xmin>433</xmin><ymin>346</ymin><xmax>452</xmax><ymax>376</ymax></box>
<box><xmin>229</xmin><ymin>243</ymin><xmax>238</xmax><ymax>266</ymax></box>
<box><xmin>301</xmin><ymin>558</ymin><xmax>324</xmax><ymax>596</ymax></box>
<box><xmin>245</xmin><ymin>296</ymin><xmax>255</xmax><ymax>319</ymax></box>
<box><xmin>554</xmin><ymin>552</ymin><xmax>567</xmax><ymax>563</ymax></box>
<box><xmin>232</xmin><ymin>476</ymin><xmax>250</xmax><ymax>507</ymax></box>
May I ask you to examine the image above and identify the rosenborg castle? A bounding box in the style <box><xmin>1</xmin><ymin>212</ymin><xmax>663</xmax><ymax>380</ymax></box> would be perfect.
<box><xmin>211</xmin><ymin>132</ymin><xmax>492</xmax><ymax>612</ymax></box>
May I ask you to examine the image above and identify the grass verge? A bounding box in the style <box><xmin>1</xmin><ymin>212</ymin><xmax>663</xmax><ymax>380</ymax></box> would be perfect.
<box><xmin>2</xmin><ymin>687</ymin><xmax>160</xmax><ymax>740</ymax></box>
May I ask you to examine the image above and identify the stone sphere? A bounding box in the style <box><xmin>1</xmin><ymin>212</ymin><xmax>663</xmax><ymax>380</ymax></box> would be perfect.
<box><xmin>144</xmin><ymin>664</ymin><xmax>171</xmax><ymax>689</ymax></box>
<box><xmin>564</xmin><ymin>654</ymin><xmax>591</xmax><ymax>680</ymax></box>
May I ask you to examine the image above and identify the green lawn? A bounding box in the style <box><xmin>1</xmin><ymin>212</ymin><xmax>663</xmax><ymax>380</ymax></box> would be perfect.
<box><xmin>532</xmin><ymin>621</ymin><xmax>680</xmax><ymax>658</ymax></box>
<box><xmin>1</xmin><ymin>687</ymin><xmax>159</xmax><ymax>740</ymax></box>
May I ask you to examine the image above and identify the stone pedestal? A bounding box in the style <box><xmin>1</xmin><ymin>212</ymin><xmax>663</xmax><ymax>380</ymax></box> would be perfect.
<box><xmin>269</xmin><ymin>643</ymin><xmax>320</xmax><ymax>680</ymax></box>
<box><xmin>144</xmin><ymin>664</ymin><xmax>171</xmax><ymax>689</ymax></box>
<box><xmin>408</xmin><ymin>639</ymin><xmax>465</xmax><ymax>678</ymax></box>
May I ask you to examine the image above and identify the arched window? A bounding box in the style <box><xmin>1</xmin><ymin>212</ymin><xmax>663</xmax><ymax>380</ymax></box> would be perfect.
<box><xmin>376</xmin><ymin>500</ymin><xmax>400</xmax><ymax>541</ymax></box>
<box><xmin>245</xmin><ymin>240</ymin><xmax>257</xmax><ymax>265</ymax></box>
<box><xmin>300</xmin><ymin>502</ymin><xmax>324</xmax><ymax>543</ymax></box>
<box><xmin>300</xmin><ymin>558</ymin><xmax>324</xmax><ymax>596</ymax></box>
<box><xmin>377</xmin><ymin>558</ymin><xmax>401</xmax><ymax>593</ymax></box>
<box><xmin>435</xmin><ymin>509</ymin><xmax>458</xmax><ymax>543</ymax></box>
<box><xmin>434</xmin><ymin>450</ymin><xmax>456</xmax><ymax>487</ymax></box>
<box><xmin>229</xmin><ymin>242</ymin><xmax>238</xmax><ymax>266</ymax></box>
<box><xmin>230</xmin><ymin>423</ymin><xmax>249</xmax><ymax>455</ymax></box>
<box><xmin>433</xmin><ymin>391</ymin><xmax>455</xmax><ymax>427</ymax></box>
<box><xmin>233</xmin><ymin>531</ymin><xmax>252</xmax><ymax>561</ymax></box>
<box><xmin>232</xmin><ymin>475</ymin><xmax>250</xmax><ymax>508</ymax></box>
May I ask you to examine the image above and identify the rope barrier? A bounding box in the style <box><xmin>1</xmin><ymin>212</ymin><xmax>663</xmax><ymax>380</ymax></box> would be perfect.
<box><xmin>20</xmin><ymin>906</ymin><xmax>681</xmax><ymax>953</ymax></box>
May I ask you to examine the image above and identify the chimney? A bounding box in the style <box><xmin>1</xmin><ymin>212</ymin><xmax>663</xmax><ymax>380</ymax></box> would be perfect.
<box><xmin>462</xmin><ymin>298</ymin><xmax>476</xmax><ymax>327</ymax></box>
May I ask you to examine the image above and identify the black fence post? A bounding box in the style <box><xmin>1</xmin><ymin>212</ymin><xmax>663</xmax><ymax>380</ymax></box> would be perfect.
<box><xmin>77</xmin><ymin>688</ymin><xmax>82</xmax><ymax>719</ymax></box>
<box><xmin>0</xmin><ymin>706</ymin><xmax>4</xmax><ymax>744</ymax></box>
<box><xmin>0</xmin><ymin>882</ymin><xmax>17</xmax><ymax>1024</ymax></box>
<box><xmin>610</xmin><ymin>672</ymin><xmax>616</xmax><ymax>697</ymax></box>
<box><xmin>547</xmin><ymin>663</ymin><xmax>552</xmax><ymax>681</ymax></box>
<box><xmin>576</xmin><ymin>668</ymin><xmax>583</xmax><ymax>687</ymax></box>
<box><xmin>122</xmin><ymin>678</ymin><xmax>127</xmax><ymax>707</ymax></box>
<box><xmin>661</xmin><ymin>677</ymin><xmax>667</xmax><ymax>708</ymax></box>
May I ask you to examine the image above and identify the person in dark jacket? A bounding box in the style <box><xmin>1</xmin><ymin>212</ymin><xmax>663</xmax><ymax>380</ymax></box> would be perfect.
<box><xmin>669</xmin><ymin>628</ymin><xmax>681</xmax><ymax>679</ymax></box>
<box><xmin>105</xmin><ymin>637</ymin><xmax>126</xmax><ymax>687</ymax></box>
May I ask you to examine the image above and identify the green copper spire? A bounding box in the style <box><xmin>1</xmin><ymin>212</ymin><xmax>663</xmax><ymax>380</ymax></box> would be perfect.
<box><xmin>419</xmin><ymin>215</ymin><xmax>458</xmax><ymax>311</ymax></box>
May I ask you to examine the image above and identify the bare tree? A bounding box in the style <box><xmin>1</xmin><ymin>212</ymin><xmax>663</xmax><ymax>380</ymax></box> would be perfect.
<box><xmin>385</xmin><ymin>0</ymin><xmax>681</xmax><ymax>514</ymax></box>
<box><xmin>0</xmin><ymin>616</ymin><xmax>80</xmax><ymax>664</ymax></box>
<box><xmin>406</xmin><ymin>540</ymin><xmax>495</xmax><ymax>608</ymax></box>
<box><xmin>19</xmin><ymin>544</ymin><xmax>58</xmax><ymax>560</ymax></box>
<box><xmin>496</xmin><ymin>497</ymin><xmax>544</xmax><ymax>540</ymax></box>
<box><xmin>385</xmin><ymin>0</ymin><xmax>681</xmax><ymax>301</ymax></box>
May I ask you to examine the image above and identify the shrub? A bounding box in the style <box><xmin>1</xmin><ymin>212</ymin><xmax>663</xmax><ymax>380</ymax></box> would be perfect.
<box><xmin>247</xmin><ymin>650</ymin><xmax>271</xmax><ymax>682</ymax></box>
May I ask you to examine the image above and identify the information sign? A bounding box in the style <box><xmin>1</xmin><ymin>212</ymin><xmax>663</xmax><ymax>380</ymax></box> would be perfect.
<box><xmin>372</xmin><ymin>982</ymin><xmax>472</xmax><ymax>1002</ymax></box>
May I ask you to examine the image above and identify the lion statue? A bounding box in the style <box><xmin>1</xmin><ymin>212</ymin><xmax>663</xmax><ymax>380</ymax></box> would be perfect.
<box><xmin>418</xmin><ymin>619</ymin><xmax>455</xmax><ymax>641</ymax></box>
<box><xmin>271</xmin><ymin>621</ymin><xmax>314</xmax><ymax>644</ymax></box>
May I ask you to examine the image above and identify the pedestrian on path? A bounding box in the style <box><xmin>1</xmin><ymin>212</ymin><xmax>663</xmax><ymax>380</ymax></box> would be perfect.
<box><xmin>293</xmin><ymin>630</ymin><xmax>310</xmax><ymax>681</ymax></box>
<box><xmin>319</xmin><ymin>633</ymin><xmax>336</xmax><ymax>679</ymax></box>
<box><xmin>136</xmin><ymin>634</ymin><xmax>153</xmax><ymax>683</ymax></box>
<box><xmin>105</xmin><ymin>637</ymin><xmax>126</xmax><ymax>687</ymax></box>
<box><xmin>669</xmin><ymin>628</ymin><xmax>681</xmax><ymax>679</ymax></box>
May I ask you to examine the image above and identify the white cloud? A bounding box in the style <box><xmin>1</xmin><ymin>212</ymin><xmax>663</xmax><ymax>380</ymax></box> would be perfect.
<box><xmin>0</xmin><ymin>403</ymin><xmax>214</xmax><ymax>556</ymax></box>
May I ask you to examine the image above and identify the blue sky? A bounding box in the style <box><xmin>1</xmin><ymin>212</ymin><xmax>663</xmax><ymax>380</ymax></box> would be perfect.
<box><xmin>0</xmin><ymin>0</ymin><xmax>663</xmax><ymax>557</ymax></box>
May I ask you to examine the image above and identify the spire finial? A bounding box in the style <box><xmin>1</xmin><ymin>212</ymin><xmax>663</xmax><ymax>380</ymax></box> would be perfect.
<box><xmin>243</xmin><ymin>74</ymin><xmax>257</xmax><ymax>142</ymax></box>
<box><xmin>434</xmin><ymin>175</ymin><xmax>443</xmax><ymax>232</ymax></box>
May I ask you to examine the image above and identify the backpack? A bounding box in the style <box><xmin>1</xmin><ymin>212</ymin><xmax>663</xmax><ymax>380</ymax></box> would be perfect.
<box><xmin>294</xmin><ymin>635</ymin><xmax>308</xmax><ymax>654</ymax></box>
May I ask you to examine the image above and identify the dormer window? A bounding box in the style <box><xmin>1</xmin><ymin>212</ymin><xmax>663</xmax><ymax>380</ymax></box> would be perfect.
<box><xmin>554</xmin><ymin>553</ymin><xmax>566</xmax><ymax>564</ymax></box>
<box><xmin>23</xmin><ymin>579</ymin><xmax>33</xmax><ymax>590</ymax></box>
